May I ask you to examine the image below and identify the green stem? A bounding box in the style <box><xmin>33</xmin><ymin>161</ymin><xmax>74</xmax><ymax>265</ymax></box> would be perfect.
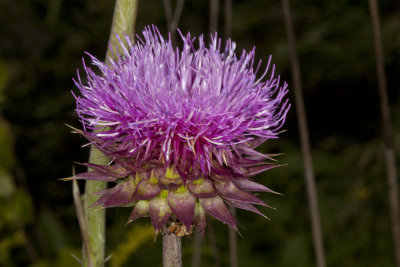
<box><xmin>105</xmin><ymin>0</ymin><xmax>139</xmax><ymax>63</ymax></box>
<box><xmin>83</xmin><ymin>149</ymin><xmax>107</xmax><ymax>267</ymax></box>
<box><xmin>83</xmin><ymin>1</ymin><xmax>139</xmax><ymax>266</ymax></box>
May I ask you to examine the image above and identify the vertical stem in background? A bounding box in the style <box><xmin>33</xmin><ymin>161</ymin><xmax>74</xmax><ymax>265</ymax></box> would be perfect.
<box><xmin>73</xmin><ymin>179</ymin><xmax>93</xmax><ymax>266</ymax></box>
<box><xmin>368</xmin><ymin>1</ymin><xmax>400</xmax><ymax>266</ymax></box>
<box><xmin>169</xmin><ymin>0</ymin><xmax>185</xmax><ymax>32</ymax></box>
<box><xmin>191</xmin><ymin>232</ymin><xmax>202</xmax><ymax>267</ymax></box>
<box><xmin>83</xmin><ymin>1</ymin><xmax>139</xmax><ymax>267</ymax></box>
<box><xmin>105</xmin><ymin>0</ymin><xmax>139</xmax><ymax>63</ymax></box>
<box><xmin>207</xmin><ymin>221</ymin><xmax>221</xmax><ymax>267</ymax></box>
<box><xmin>209</xmin><ymin>0</ymin><xmax>219</xmax><ymax>34</ymax></box>
<box><xmin>228</xmin><ymin>207</ymin><xmax>238</xmax><ymax>267</ymax></box>
<box><xmin>281</xmin><ymin>1</ymin><xmax>326</xmax><ymax>267</ymax></box>
<box><xmin>224</xmin><ymin>0</ymin><xmax>232</xmax><ymax>39</ymax></box>
<box><xmin>162</xmin><ymin>0</ymin><xmax>185</xmax><ymax>45</ymax></box>
<box><xmin>162</xmin><ymin>0</ymin><xmax>173</xmax><ymax>30</ymax></box>
<box><xmin>163</xmin><ymin>232</ymin><xmax>182</xmax><ymax>267</ymax></box>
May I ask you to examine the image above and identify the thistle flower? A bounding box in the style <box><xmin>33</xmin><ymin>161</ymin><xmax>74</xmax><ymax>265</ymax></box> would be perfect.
<box><xmin>72</xmin><ymin>26</ymin><xmax>289</xmax><ymax>235</ymax></box>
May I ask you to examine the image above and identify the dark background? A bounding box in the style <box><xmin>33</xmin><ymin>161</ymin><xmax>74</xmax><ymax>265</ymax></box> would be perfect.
<box><xmin>1</xmin><ymin>0</ymin><xmax>400</xmax><ymax>266</ymax></box>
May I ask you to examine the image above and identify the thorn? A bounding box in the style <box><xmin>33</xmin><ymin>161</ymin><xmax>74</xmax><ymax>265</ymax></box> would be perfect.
<box><xmin>124</xmin><ymin>219</ymin><xmax>132</xmax><ymax>227</ymax></box>
<box><xmin>234</xmin><ymin>226</ymin><xmax>243</xmax><ymax>239</ymax></box>
<box><xmin>154</xmin><ymin>230</ymin><xmax>160</xmax><ymax>242</ymax></box>
<box><xmin>104</xmin><ymin>254</ymin><xmax>112</xmax><ymax>263</ymax></box>
<box><xmin>65</xmin><ymin>123</ymin><xmax>83</xmax><ymax>134</ymax></box>
<box><xmin>271</xmin><ymin>190</ymin><xmax>284</xmax><ymax>196</ymax></box>
<box><xmin>70</xmin><ymin>253</ymin><xmax>82</xmax><ymax>264</ymax></box>
<box><xmin>59</xmin><ymin>177</ymin><xmax>76</xmax><ymax>181</ymax></box>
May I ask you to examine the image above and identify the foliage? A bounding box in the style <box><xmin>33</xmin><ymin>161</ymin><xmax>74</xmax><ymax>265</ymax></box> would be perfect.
<box><xmin>110</xmin><ymin>225</ymin><xmax>154</xmax><ymax>267</ymax></box>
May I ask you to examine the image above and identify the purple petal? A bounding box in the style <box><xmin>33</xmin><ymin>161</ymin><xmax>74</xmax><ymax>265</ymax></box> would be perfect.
<box><xmin>73</xmin><ymin>26</ymin><xmax>289</xmax><ymax>182</ymax></box>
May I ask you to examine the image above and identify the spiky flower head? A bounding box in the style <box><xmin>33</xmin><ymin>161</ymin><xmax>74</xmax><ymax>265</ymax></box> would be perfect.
<box><xmin>72</xmin><ymin>26</ymin><xmax>289</xmax><ymax>235</ymax></box>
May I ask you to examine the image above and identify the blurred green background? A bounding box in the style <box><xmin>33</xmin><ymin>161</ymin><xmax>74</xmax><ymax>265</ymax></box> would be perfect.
<box><xmin>1</xmin><ymin>0</ymin><xmax>400</xmax><ymax>266</ymax></box>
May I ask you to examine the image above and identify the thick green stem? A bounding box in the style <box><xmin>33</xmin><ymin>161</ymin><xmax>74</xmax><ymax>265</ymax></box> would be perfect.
<box><xmin>105</xmin><ymin>0</ymin><xmax>139</xmax><ymax>63</ymax></box>
<box><xmin>83</xmin><ymin>1</ymin><xmax>139</xmax><ymax>266</ymax></box>
<box><xmin>83</xmin><ymin>149</ymin><xmax>107</xmax><ymax>267</ymax></box>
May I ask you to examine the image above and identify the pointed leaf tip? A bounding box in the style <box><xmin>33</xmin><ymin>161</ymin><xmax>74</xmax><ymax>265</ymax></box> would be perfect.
<box><xmin>167</xmin><ymin>189</ymin><xmax>195</xmax><ymax>229</ymax></box>
<box><xmin>225</xmin><ymin>199</ymin><xmax>270</xmax><ymax>220</ymax></box>
<box><xmin>234</xmin><ymin>179</ymin><xmax>281</xmax><ymax>195</ymax></box>
<box><xmin>193</xmin><ymin>202</ymin><xmax>207</xmax><ymax>236</ymax></box>
<box><xmin>149</xmin><ymin>197</ymin><xmax>172</xmax><ymax>230</ymax></box>
<box><xmin>127</xmin><ymin>200</ymin><xmax>150</xmax><ymax>224</ymax></box>
<box><xmin>200</xmin><ymin>196</ymin><xmax>236</xmax><ymax>228</ymax></box>
<box><xmin>91</xmin><ymin>181</ymin><xmax>135</xmax><ymax>208</ymax></box>
<box><xmin>216</xmin><ymin>181</ymin><xmax>267</xmax><ymax>206</ymax></box>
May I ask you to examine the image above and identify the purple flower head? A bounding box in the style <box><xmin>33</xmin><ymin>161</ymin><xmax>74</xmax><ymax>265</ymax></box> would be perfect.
<box><xmin>72</xmin><ymin>26</ymin><xmax>290</xmax><ymax>235</ymax></box>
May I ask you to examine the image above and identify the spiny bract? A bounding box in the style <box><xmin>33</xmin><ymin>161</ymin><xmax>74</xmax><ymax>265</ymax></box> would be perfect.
<box><xmin>72</xmin><ymin>26</ymin><xmax>290</xmax><ymax>235</ymax></box>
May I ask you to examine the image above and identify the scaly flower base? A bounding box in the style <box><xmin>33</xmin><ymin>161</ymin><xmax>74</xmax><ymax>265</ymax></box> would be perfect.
<box><xmin>71</xmin><ymin>26</ymin><xmax>289</xmax><ymax>235</ymax></box>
